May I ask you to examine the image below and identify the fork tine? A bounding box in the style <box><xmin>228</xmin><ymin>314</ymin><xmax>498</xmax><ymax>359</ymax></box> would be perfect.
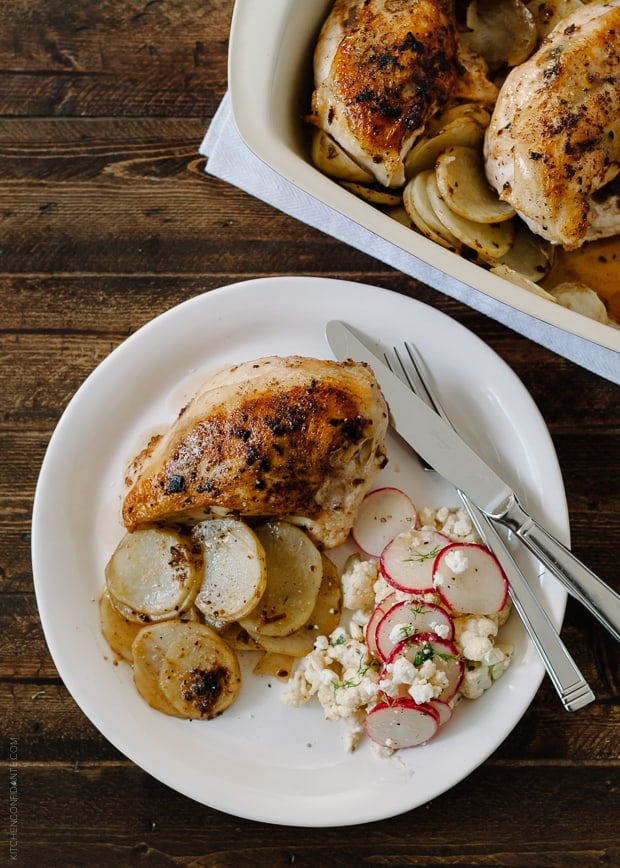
<box><xmin>393</xmin><ymin>339</ymin><xmax>595</xmax><ymax>712</ymax></box>
<box><xmin>401</xmin><ymin>342</ymin><xmax>442</xmax><ymax>415</ymax></box>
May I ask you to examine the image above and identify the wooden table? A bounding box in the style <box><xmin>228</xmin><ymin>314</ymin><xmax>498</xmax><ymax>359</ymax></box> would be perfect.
<box><xmin>2</xmin><ymin>1</ymin><xmax>618</xmax><ymax>864</ymax></box>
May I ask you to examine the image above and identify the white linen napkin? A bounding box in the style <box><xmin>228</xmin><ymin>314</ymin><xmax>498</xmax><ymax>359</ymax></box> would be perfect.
<box><xmin>200</xmin><ymin>94</ymin><xmax>619</xmax><ymax>385</ymax></box>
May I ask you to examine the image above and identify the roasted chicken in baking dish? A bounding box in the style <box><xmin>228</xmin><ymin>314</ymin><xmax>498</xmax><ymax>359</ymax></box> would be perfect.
<box><xmin>122</xmin><ymin>356</ymin><xmax>389</xmax><ymax>549</ymax></box>
<box><xmin>310</xmin><ymin>0</ymin><xmax>460</xmax><ymax>188</ymax></box>
<box><xmin>484</xmin><ymin>0</ymin><xmax>620</xmax><ymax>250</ymax></box>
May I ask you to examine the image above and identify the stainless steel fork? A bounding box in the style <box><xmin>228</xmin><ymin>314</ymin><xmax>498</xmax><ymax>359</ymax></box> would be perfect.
<box><xmin>385</xmin><ymin>341</ymin><xmax>595</xmax><ymax>712</ymax></box>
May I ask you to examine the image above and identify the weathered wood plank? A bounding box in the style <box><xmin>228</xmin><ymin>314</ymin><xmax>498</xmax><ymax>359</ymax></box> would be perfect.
<box><xmin>4</xmin><ymin>762</ymin><xmax>618</xmax><ymax>865</ymax></box>
<box><xmin>0</xmin><ymin>0</ymin><xmax>232</xmax><ymax>117</ymax></box>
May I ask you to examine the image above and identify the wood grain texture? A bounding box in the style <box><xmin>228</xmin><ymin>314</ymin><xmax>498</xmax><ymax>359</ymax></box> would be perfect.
<box><xmin>1</xmin><ymin>0</ymin><xmax>619</xmax><ymax>864</ymax></box>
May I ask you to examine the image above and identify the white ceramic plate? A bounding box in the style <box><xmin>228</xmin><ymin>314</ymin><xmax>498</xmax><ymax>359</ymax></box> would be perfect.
<box><xmin>227</xmin><ymin>0</ymin><xmax>620</xmax><ymax>359</ymax></box>
<box><xmin>32</xmin><ymin>277</ymin><xmax>568</xmax><ymax>827</ymax></box>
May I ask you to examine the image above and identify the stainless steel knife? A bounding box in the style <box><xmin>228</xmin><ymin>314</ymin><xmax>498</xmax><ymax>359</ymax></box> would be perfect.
<box><xmin>326</xmin><ymin>320</ymin><xmax>620</xmax><ymax>642</ymax></box>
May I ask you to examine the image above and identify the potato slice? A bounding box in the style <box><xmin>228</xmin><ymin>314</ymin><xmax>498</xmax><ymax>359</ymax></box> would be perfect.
<box><xmin>219</xmin><ymin>622</ymin><xmax>263</xmax><ymax>651</ymax></box>
<box><xmin>340</xmin><ymin>181</ymin><xmax>403</xmax><ymax>206</ymax></box>
<box><xmin>493</xmin><ymin>222</ymin><xmax>555</xmax><ymax>282</ymax></box>
<box><xmin>464</xmin><ymin>0</ymin><xmax>537</xmax><ymax>69</ymax></box>
<box><xmin>105</xmin><ymin>526</ymin><xmax>200</xmax><ymax>622</ymax></box>
<box><xmin>131</xmin><ymin>621</ymin><xmax>189</xmax><ymax>717</ymax></box>
<box><xmin>425</xmin><ymin>172</ymin><xmax>516</xmax><ymax>263</ymax></box>
<box><xmin>253</xmin><ymin>652</ymin><xmax>295</xmax><ymax>681</ymax></box>
<box><xmin>191</xmin><ymin>518</ymin><xmax>267</xmax><ymax>623</ymax></box>
<box><xmin>403</xmin><ymin>171</ymin><xmax>462</xmax><ymax>251</ymax></box>
<box><xmin>435</xmin><ymin>147</ymin><xmax>515</xmax><ymax>224</ymax></box>
<box><xmin>491</xmin><ymin>264</ymin><xmax>557</xmax><ymax>301</ymax></box>
<box><xmin>310</xmin><ymin>129</ymin><xmax>374</xmax><ymax>183</ymax></box>
<box><xmin>528</xmin><ymin>0</ymin><xmax>585</xmax><ymax>38</ymax></box>
<box><xmin>159</xmin><ymin>622</ymin><xmax>241</xmax><ymax>719</ymax></box>
<box><xmin>99</xmin><ymin>589</ymin><xmax>143</xmax><ymax>661</ymax></box>
<box><xmin>386</xmin><ymin>205</ymin><xmax>414</xmax><ymax>228</ymax></box>
<box><xmin>245</xmin><ymin>553</ymin><xmax>343</xmax><ymax>657</ymax></box>
<box><xmin>238</xmin><ymin>521</ymin><xmax>323</xmax><ymax>637</ymax></box>
<box><xmin>427</xmin><ymin>102</ymin><xmax>491</xmax><ymax>134</ymax></box>
<box><xmin>404</xmin><ymin>116</ymin><xmax>485</xmax><ymax>178</ymax></box>
<box><xmin>549</xmin><ymin>282</ymin><xmax>610</xmax><ymax>323</ymax></box>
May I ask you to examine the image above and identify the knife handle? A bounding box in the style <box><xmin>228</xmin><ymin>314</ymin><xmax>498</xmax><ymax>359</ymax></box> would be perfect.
<box><xmin>501</xmin><ymin>499</ymin><xmax>620</xmax><ymax>642</ymax></box>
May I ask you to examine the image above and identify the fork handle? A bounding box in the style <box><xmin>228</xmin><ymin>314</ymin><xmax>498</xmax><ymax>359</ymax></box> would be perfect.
<box><xmin>499</xmin><ymin>498</ymin><xmax>620</xmax><ymax>643</ymax></box>
<box><xmin>464</xmin><ymin>499</ymin><xmax>594</xmax><ymax>710</ymax></box>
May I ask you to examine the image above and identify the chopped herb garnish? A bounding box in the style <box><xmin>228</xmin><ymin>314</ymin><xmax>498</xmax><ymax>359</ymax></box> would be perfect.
<box><xmin>404</xmin><ymin>545</ymin><xmax>441</xmax><ymax>564</ymax></box>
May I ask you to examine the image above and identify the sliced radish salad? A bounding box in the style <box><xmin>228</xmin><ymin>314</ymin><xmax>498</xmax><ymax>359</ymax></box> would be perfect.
<box><xmin>281</xmin><ymin>487</ymin><xmax>514</xmax><ymax>755</ymax></box>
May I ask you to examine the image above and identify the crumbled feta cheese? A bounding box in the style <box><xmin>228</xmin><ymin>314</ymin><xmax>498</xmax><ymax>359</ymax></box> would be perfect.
<box><xmin>341</xmin><ymin>555</ymin><xmax>378</xmax><ymax>611</ymax></box>
<box><xmin>429</xmin><ymin>621</ymin><xmax>451</xmax><ymax>640</ymax></box>
<box><xmin>489</xmin><ymin>644</ymin><xmax>513</xmax><ymax>680</ymax></box>
<box><xmin>315</xmin><ymin>635</ymin><xmax>330</xmax><ymax>652</ymax></box>
<box><xmin>418</xmin><ymin>506</ymin><xmax>479</xmax><ymax>542</ymax></box>
<box><xmin>443</xmin><ymin>547</ymin><xmax>469</xmax><ymax>574</ymax></box>
<box><xmin>348</xmin><ymin>617</ymin><xmax>366</xmax><ymax>642</ymax></box>
<box><xmin>454</xmin><ymin>616</ymin><xmax>499</xmax><ymax>662</ymax></box>
<box><xmin>379</xmin><ymin>653</ymin><xmax>447</xmax><ymax>704</ymax></box>
<box><xmin>461</xmin><ymin>663</ymin><xmax>493</xmax><ymax>699</ymax></box>
<box><xmin>384</xmin><ymin>655</ymin><xmax>416</xmax><ymax>686</ymax></box>
<box><xmin>409</xmin><ymin>681</ymin><xmax>436</xmax><ymax>704</ymax></box>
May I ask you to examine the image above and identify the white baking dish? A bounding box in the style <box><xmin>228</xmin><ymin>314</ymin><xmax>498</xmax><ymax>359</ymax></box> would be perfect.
<box><xmin>227</xmin><ymin>0</ymin><xmax>620</xmax><ymax>360</ymax></box>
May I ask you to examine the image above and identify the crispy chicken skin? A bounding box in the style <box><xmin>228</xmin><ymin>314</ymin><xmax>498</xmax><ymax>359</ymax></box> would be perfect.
<box><xmin>311</xmin><ymin>0</ymin><xmax>459</xmax><ymax>187</ymax></box>
<box><xmin>122</xmin><ymin>357</ymin><xmax>389</xmax><ymax>549</ymax></box>
<box><xmin>484</xmin><ymin>0</ymin><xmax>620</xmax><ymax>250</ymax></box>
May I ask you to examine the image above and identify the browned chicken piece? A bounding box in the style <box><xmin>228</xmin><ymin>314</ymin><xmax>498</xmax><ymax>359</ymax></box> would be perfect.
<box><xmin>311</xmin><ymin>0</ymin><xmax>459</xmax><ymax>188</ymax></box>
<box><xmin>122</xmin><ymin>356</ymin><xmax>389</xmax><ymax>549</ymax></box>
<box><xmin>484</xmin><ymin>0</ymin><xmax>620</xmax><ymax>249</ymax></box>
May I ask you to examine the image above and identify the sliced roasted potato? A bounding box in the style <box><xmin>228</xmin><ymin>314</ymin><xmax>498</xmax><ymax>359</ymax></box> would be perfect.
<box><xmin>191</xmin><ymin>518</ymin><xmax>267</xmax><ymax>623</ymax></box>
<box><xmin>464</xmin><ymin>0</ymin><xmax>537</xmax><ymax>69</ymax></box>
<box><xmin>404</xmin><ymin>116</ymin><xmax>486</xmax><ymax>178</ymax></box>
<box><xmin>158</xmin><ymin>621</ymin><xmax>241</xmax><ymax>719</ymax></box>
<box><xmin>427</xmin><ymin>101</ymin><xmax>491</xmax><ymax>134</ymax></box>
<box><xmin>245</xmin><ymin>553</ymin><xmax>343</xmax><ymax>657</ymax></box>
<box><xmin>493</xmin><ymin>222</ymin><xmax>555</xmax><ymax>282</ymax></box>
<box><xmin>310</xmin><ymin>129</ymin><xmax>374</xmax><ymax>183</ymax></box>
<box><xmin>403</xmin><ymin>171</ymin><xmax>462</xmax><ymax>251</ymax></box>
<box><xmin>527</xmin><ymin>0</ymin><xmax>586</xmax><ymax>38</ymax></box>
<box><xmin>131</xmin><ymin>621</ymin><xmax>189</xmax><ymax>717</ymax></box>
<box><xmin>435</xmin><ymin>146</ymin><xmax>515</xmax><ymax>224</ymax></box>
<box><xmin>238</xmin><ymin>521</ymin><xmax>323</xmax><ymax>637</ymax></box>
<box><xmin>340</xmin><ymin>181</ymin><xmax>403</xmax><ymax>206</ymax></box>
<box><xmin>105</xmin><ymin>525</ymin><xmax>201</xmax><ymax>622</ymax></box>
<box><xmin>549</xmin><ymin>281</ymin><xmax>610</xmax><ymax>323</ymax></box>
<box><xmin>219</xmin><ymin>622</ymin><xmax>263</xmax><ymax>652</ymax></box>
<box><xmin>491</xmin><ymin>264</ymin><xmax>557</xmax><ymax>300</ymax></box>
<box><xmin>99</xmin><ymin>589</ymin><xmax>143</xmax><ymax>661</ymax></box>
<box><xmin>253</xmin><ymin>651</ymin><xmax>295</xmax><ymax>681</ymax></box>
<box><xmin>386</xmin><ymin>204</ymin><xmax>415</xmax><ymax>228</ymax></box>
<box><xmin>425</xmin><ymin>172</ymin><xmax>516</xmax><ymax>263</ymax></box>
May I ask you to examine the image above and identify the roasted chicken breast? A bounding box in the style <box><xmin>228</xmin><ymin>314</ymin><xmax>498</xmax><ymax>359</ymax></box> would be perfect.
<box><xmin>311</xmin><ymin>0</ymin><xmax>459</xmax><ymax>188</ymax></box>
<box><xmin>122</xmin><ymin>356</ymin><xmax>389</xmax><ymax>549</ymax></box>
<box><xmin>484</xmin><ymin>0</ymin><xmax>620</xmax><ymax>249</ymax></box>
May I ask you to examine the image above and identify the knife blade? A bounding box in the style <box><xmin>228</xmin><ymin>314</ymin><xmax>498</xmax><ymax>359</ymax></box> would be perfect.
<box><xmin>326</xmin><ymin>320</ymin><xmax>620</xmax><ymax>642</ymax></box>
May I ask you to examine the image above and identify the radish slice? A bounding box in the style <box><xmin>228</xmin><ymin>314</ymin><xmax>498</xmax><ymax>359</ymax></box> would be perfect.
<box><xmin>428</xmin><ymin>698</ymin><xmax>453</xmax><ymax>726</ymax></box>
<box><xmin>365</xmin><ymin>697</ymin><xmax>439</xmax><ymax>749</ymax></box>
<box><xmin>380</xmin><ymin>528</ymin><xmax>451</xmax><ymax>593</ymax></box>
<box><xmin>375</xmin><ymin>599</ymin><xmax>454</xmax><ymax>661</ymax></box>
<box><xmin>387</xmin><ymin>633</ymin><xmax>464</xmax><ymax>702</ymax></box>
<box><xmin>365</xmin><ymin>592</ymin><xmax>398</xmax><ymax>660</ymax></box>
<box><xmin>433</xmin><ymin>542</ymin><xmax>509</xmax><ymax>614</ymax></box>
<box><xmin>352</xmin><ymin>487</ymin><xmax>417</xmax><ymax>557</ymax></box>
